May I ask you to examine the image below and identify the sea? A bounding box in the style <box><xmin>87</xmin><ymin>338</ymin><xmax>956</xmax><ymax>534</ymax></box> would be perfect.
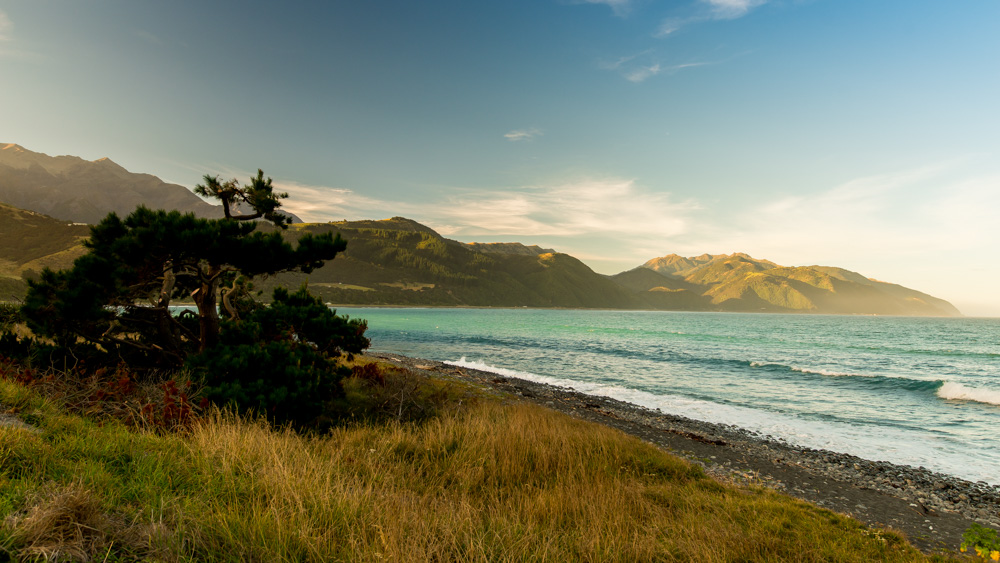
<box><xmin>337</xmin><ymin>307</ymin><xmax>1000</xmax><ymax>485</ymax></box>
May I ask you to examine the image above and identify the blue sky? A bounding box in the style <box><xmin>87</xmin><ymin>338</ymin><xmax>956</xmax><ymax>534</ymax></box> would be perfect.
<box><xmin>2</xmin><ymin>0</ymin><xmax>1000</xmax><ymax>314</ymax></box>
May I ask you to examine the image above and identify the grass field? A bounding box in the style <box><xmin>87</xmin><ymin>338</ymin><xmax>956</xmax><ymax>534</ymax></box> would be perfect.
<box><xmin>0</xmin><ymin>361</ymin><xmax>950</xmax><ymax>562</ymax></box>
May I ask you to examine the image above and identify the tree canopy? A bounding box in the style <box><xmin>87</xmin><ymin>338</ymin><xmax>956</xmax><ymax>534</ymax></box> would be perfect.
<box><xmin>195</xmin><ymin>169</ymin><xmax>292</xmax><ymax>227</ymax></box>
<box><xmin>22</xmin><ymin>167</ymin><xmax>361</xmax><ymax>358</ymax></box>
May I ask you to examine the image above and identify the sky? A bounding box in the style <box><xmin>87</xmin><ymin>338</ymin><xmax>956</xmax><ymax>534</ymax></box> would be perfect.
<box><xmin>2</xmin><ymin>0</ymin><xmax>1000</xmax><ymax>315</ymax></box>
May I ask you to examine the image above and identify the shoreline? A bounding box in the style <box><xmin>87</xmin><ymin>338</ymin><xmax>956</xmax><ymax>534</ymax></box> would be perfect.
<box><xmin>371</xmin><ymin>351</ymin><xmax>1000</xmax><ymax>554</ymax></box>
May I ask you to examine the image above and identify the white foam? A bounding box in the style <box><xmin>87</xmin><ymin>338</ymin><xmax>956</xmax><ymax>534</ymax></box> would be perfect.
<box><xmin>937</xmin><ymin>382</ymin><xmax>1000</xmax><ymax>406</ymax></box>
<box><xmin>445</xmin><ymin>356</ymin><xmax>1000</xmax><ymax>485</ymax></box>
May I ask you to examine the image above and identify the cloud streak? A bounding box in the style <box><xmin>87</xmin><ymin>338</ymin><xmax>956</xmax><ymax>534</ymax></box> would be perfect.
<box><xmin>703</xmin><ymin>0</ymin><xmax>767</xmax><ymax>19</ymax></box>
<box><xmin>625</xmin><ymin>64</ymin><xmax>661</xmax><ymax>83</ymax></box>
<box><xmin>655</xmin><ymin>0</ymin><xmax>768</xmax><ymax>38</ymax></box>
<box><xmin>0</xmin><ymin>11</ymin><xmax>12</xmax><ymax>42</ymax></box>
<box><xmin>601</xmin><ymin>49</ymin><xmax>708</xmax><ymax>83</ymax></box>
<box><xmin>504</xmin><ymin>128</ymin><xmax>543</xmax><ymax>142</ymax></box>
<box><xmin>0</xmin><ymin>12</ymin><xmax>14</xmax><ymax>43</ymax></box>
<box><xmin>276</xmin><ymin>176</ymin><xmax>700</xmax><ymax>246</ymax></box>
<box><xmin>575</xmin><ymin>0</ymin><xmax>632</xmax><ymax>16</ymax></box>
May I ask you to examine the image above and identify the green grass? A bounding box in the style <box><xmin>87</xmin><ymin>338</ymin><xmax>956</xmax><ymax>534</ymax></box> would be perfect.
<box><xmin>0</xmin><ymin>366</ymin><xmax>950</xmax><ymax>562</ymax></box>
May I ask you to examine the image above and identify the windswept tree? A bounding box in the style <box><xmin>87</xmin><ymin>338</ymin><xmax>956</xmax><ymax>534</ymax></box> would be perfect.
<box><xmin>195</xmin><ymin>168</ymin><xmax>292</xmax><ymax>227</ymax></box>
<box><xmin>22</xmin><ymin>170</ymin><xmax>361</xmax><ymax>366</ymax></box>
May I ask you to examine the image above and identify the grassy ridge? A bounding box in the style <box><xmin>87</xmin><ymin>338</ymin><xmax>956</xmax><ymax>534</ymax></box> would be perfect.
<box><xmin>0</xmin><ymin>204</ymin><xmax>89</xmax><ymax>301</ymax></box>
<box><xmin>266</xmin><ymin>219</ymin><xmax>642</xmax><ymax>309</ymax></box>
<box><xmin>0</xmin><ymin>367</ymin><xmax>937</xmax><ymax>562</ymax></box>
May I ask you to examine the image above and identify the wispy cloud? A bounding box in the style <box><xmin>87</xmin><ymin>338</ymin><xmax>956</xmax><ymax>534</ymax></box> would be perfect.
<box><xmin>705</xmin><ymin>163</ymin><xmax>964</xmax><ymax>258</ymax></box>
<box><xmin>434</xmin><ymin>179</ymin><xmax>699</xmax><ymax>239</ymax></box>
<box><xmin>702</xmin><ymin>0</ymin><xmax>767</xmax><ymax>19</ymax></box>
<box><xmin>0</xmin><ymin>12</ymin><xmax>11</xmax><ymax>42</ymax></box>
<box><xmin>133</xmin><ymin>29</ymin><xmax>163</xmax><ymax>46</ymax></box>
<box><xmin>625</xmin><ymin>64</ymin><xmax>661</xmax><ymax>83</ymax></box>
<box><xmin>574</xmin><ymin>0</ymin><xmax>633</xmax><ymax>17</ymax></box>
<box><xmin>655</xmin><ymin>0</ymin><xmax>768</xmax><ymax>38</ymax></box>
<box><xmin>272</xmin><ymin>181</ymin><xmax>393</xmax><ymax>222</ymax></box>
<box><xmin>599</xmin><ymin>49</ymin><xmax>654</xmax><ymax>71</ymax></box>
<box><xmin>0</xmin><ymin>11</ymin><xmax>43</xmax><ymax>60</ymax></box>
<box><xmin>602</xmin><ymin>50</ymin><xmax>709</xmax><ymax>83</ymax></box>
<box><xmin>655</xmin><ymin>19</ymin><xmax>682</xmax><ymax>37</ymax></box>
<box><xmin>273</xmin><ymin>176</ymin><xmax>699</xmax><ymax>249</ymax></box>
<box><xmin>504</xmin><ymin>128</ymin><xmax>543</xmax><ymax>142</ymax></box>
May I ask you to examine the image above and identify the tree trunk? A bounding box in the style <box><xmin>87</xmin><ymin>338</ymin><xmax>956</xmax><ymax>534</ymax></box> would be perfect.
<box><xmin>154</xmin><ymin>261</ymin><xmax>184</xmax><ymax>359</ymax></box>
<box><xmin>192</xmin><ymin>265</ymin><xmax>222</xmax><ymax>352</ymax></box>
<box><xmin>221</xmin><ymin>276</ymin><xmax>241</xmax><ymax>320</ymax></box>
<box><xmin>157</xmin><ymin>261</ymin><xmax>176</xmax><ymax>309</ymax></box>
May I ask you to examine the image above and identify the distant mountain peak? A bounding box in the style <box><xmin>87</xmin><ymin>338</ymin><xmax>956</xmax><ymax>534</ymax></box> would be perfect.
<box><xmin>629</xmin><ymin>251</ymin><xmax>959</xmax><ymax>316</ymax></box>
<box><xmin>0</xmin><ymin>143</ymin><xmax>221</xmax><ymax>224</ymax></box>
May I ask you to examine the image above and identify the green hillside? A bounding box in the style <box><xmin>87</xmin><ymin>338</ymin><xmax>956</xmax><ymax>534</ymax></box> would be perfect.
<box><xmin>0</xmin><ymin>203</ymin><xmax>90</xmax><ymax>300</ymax></box>
<box><xmin>261</xmin><ymin>217</ymin><xmax>642</xmax><ymax>309</ymax></box>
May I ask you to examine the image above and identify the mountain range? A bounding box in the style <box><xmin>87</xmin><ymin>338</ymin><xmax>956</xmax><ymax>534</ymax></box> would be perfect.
<box><xmin>259</xmin><ymin>219</ymin><xmax>959</xmax><ymax>316</ymax></box>
<box><xmin>0</xmin><ymin>143</ymin><xmax>225</xmax><ymax>224</ymax></box>
<box><xmin>0</xmin><ymin>144</ymin><xmax>961</xmax><ymax>316</ymax></box>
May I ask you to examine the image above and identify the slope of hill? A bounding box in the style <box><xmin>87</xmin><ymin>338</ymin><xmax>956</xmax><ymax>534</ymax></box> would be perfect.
<box><xmin>622</xmin><ymin>253</ymin><xmax>960</xmax><ymax>316</ymax></box>
<box><xmin>260</xmin><ymin>217</ymin><xmax>642</xmax><ymax>309</ymax></box>
<box><xmin>0</xmin><ymin>203</ymin><xmax>90</xmax><ymax>300</ymax></box>
<box><xmin>643</xmin><ymin>253</ymin><xmax>778</xmax><ymax>278</ymax></box>
<box><xmin>463</xmin><ymin>242</ymin><xmax>555</xmax><ymax>256</ymax></box>
<box><xmin>0</xmin><ymin>143</ymin><xmax>302</xmax><ymax>225</ymax></box>
<box><xmin>0</xmin><ymin>143</ymin><xmax>226</xmax><ymax>224</ymax></box>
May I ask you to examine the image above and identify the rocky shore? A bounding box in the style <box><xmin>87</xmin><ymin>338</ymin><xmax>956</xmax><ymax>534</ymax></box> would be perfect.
<box><xmin>372</xmin><ymin>352</ymin><xmax>1000</xmax><ymax>554</ymax></box>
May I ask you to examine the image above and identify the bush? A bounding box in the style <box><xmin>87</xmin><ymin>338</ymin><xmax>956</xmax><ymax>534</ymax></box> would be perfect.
<box><xmin>0</xmin><ymin>302</ymin><xmax>22</xmax><ymax>329</ymax></box>
<box><xmin>336</xmin><ymin>361</ymin><xmax>479</xmax><ymax>424</ymax></box>
<box><xmin>187</xmin><ymin>286</ymin><xmax>369</xmax><ymax>427</ymax></box>
<box><xmin>962</xmin><ymin>523</ymin><xmax>1000</xmax><ymax>560</ymax></box>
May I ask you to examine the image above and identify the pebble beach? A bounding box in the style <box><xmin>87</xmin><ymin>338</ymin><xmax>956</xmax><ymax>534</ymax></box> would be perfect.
<box><xmin>373</xmin><ymin>352</ymin><xmax>1000</xmax><ymax>555</ymax></box>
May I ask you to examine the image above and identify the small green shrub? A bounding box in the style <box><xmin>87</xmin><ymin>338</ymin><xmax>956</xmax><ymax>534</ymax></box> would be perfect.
<box><xmin>0</xmin><ymin>303</ymin><xmax>21</xmax><ymax>329</ymax></box>
<box><xmin>337</xmin><ymin>361</ymin><xmax>479</xmax><ymax>424</ymax></box>
<box><xmin>962</xmin><ymin>523</ymin><xmax>1000</xmax><ymax>560</ymax></box>
<box><xmin>187</xmin><ymin>286</ymin><xmax>369</xmax><ymax>427</ymax></box>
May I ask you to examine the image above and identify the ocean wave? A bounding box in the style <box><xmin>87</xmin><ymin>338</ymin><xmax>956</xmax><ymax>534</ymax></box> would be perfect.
<box><xmin>445</xmin><ymin>357</ymin><xmax>540</xmax><ymax>381</ymax></box>
<box><xmin>937</xmin><ymin>382</ymin><xmax>1000</xmax><ymax>406</ymax></box>
<box><xmin>749</xmin><ymin>361</ymin><xmax>863</xmax><ymax>378</ymax></box>
<box><xmin>443</xmin><ymin>356</ymin><xmax>1000</xmax><ymax>484</ymax></box>
<box><xmin>748</xmin><ymin>361</ymin><xmax>942</xmax><ymax>392</ymax></box>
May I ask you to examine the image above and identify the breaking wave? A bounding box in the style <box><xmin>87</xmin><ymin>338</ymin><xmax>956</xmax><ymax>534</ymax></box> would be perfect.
<box><xmin>937</xmin><ymin>382</ymin><xmax>1000</xmax><ymax>406</ymax></box>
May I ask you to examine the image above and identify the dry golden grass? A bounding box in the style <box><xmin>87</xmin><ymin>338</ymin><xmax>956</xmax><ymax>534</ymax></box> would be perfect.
<box><xmin>0</xmin><ymin>374</ymin><xmax>941</xmax><ymax>562</ymax></box>
<box><xmin>6</xmin><ymin>482</ymin><xmax>111</xmax><ymax>562</ymax></box>
<box><xmin>176</xmin><ymin>401</ymin><xmax>924</xmax><ymax>562</ymax></box>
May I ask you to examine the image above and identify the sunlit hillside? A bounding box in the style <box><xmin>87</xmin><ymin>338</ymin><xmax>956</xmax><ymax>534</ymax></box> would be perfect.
<box><xmin>0</xmin><ymin>204</ymin><xmax>89</xmax><ymax>300</ymax></box>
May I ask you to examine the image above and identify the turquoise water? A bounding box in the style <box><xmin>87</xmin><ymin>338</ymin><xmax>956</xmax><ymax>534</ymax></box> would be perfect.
<box><xmin>338</xmin><ymin>308</ymin><xmax>1000</xmax><ymax>484</ymax></box>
